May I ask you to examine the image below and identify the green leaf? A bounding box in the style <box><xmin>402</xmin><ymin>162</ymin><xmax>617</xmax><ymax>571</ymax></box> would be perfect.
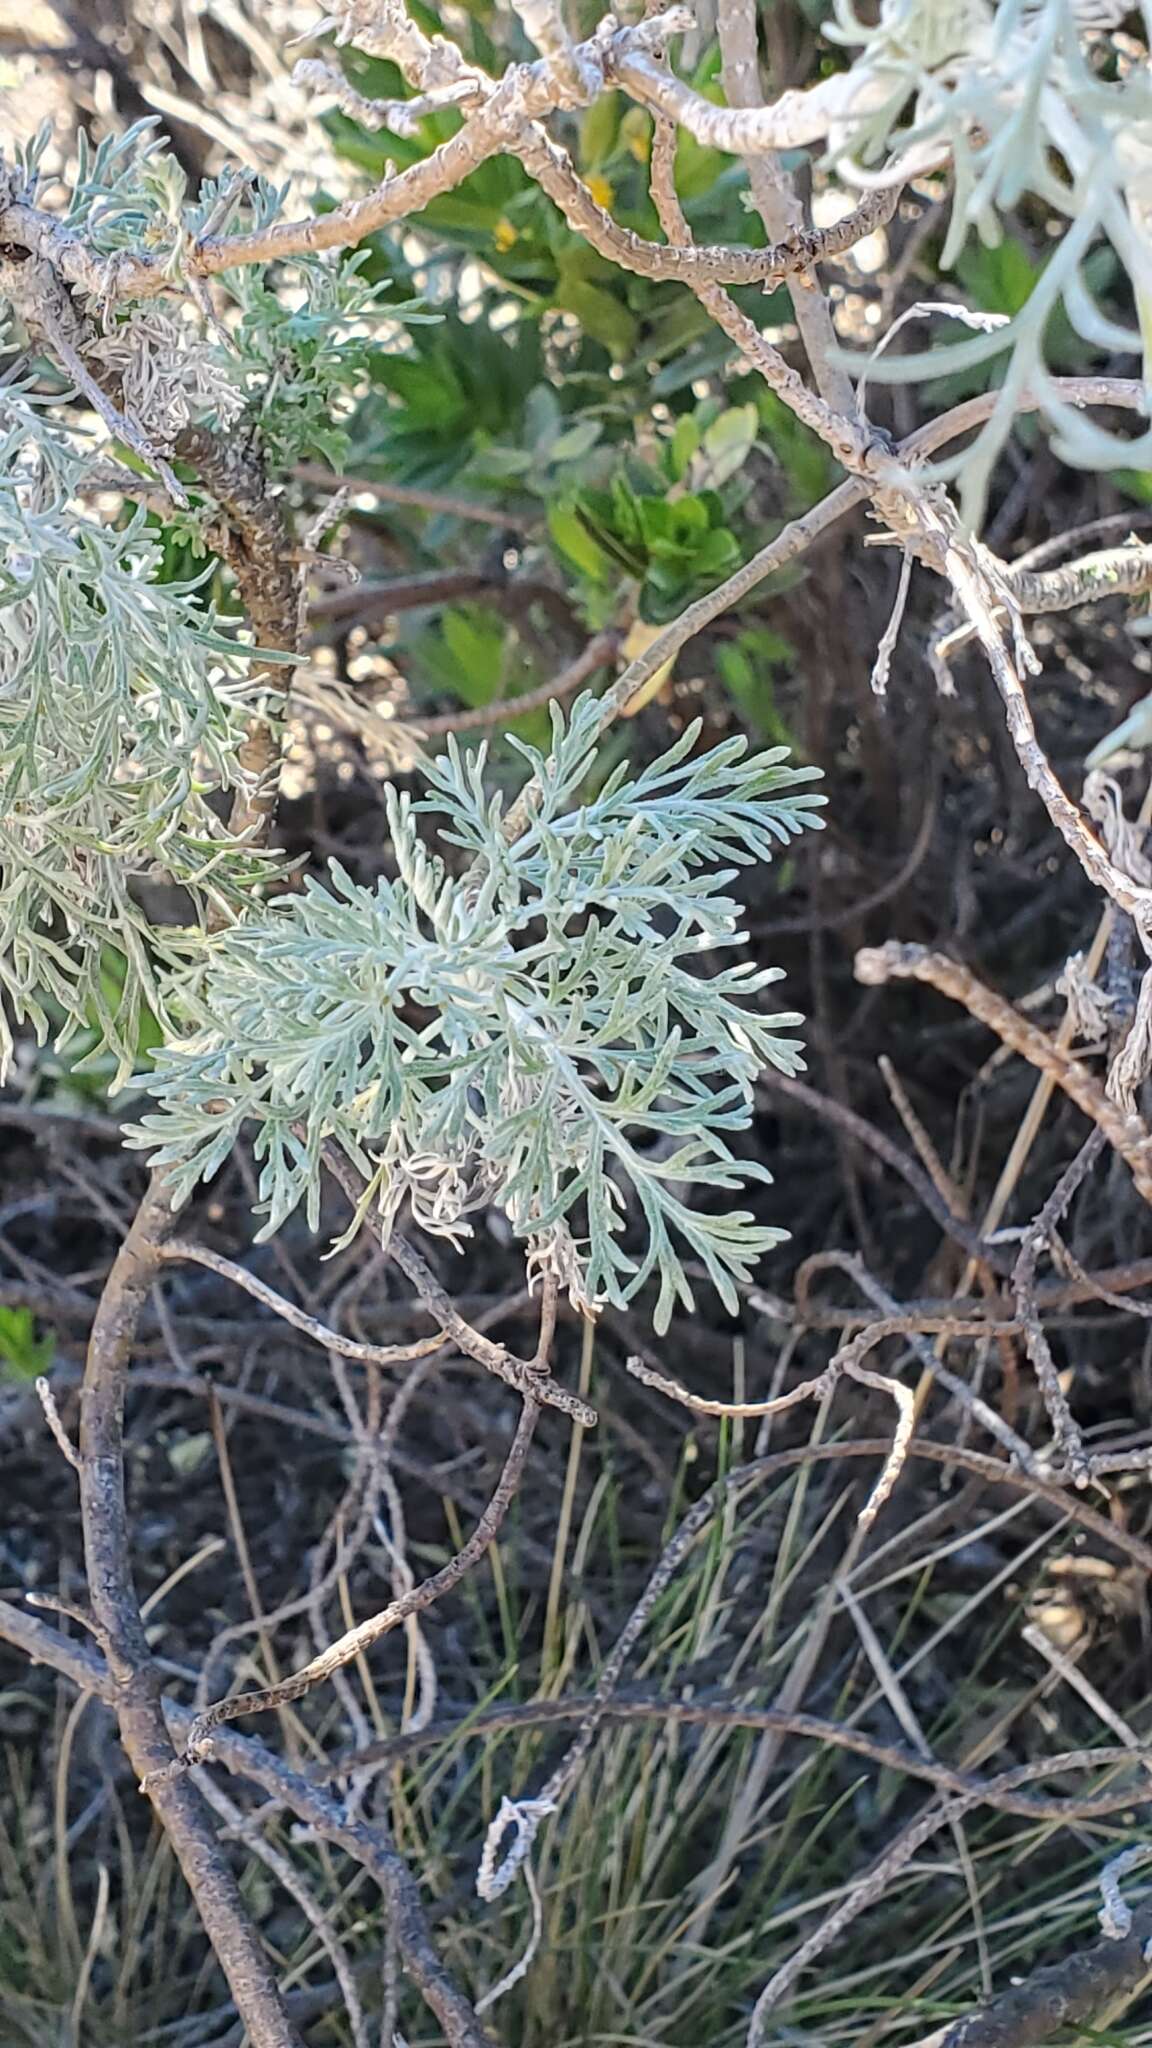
<box><xmin>548</xmin><ymin>502</ymin><xmax>613</xmax><ymax>581</ymax></box>
<box><xmin>399</xmin><ymin>605</ymin><xmax>512</xmax><ymax>709</ymax></box>
<box><xmin>168</xmin><ymin>1431</ymin><xmax>214</xmax><ymax>1476</ymax></box>
<box><xmin>549</xmin><ymin>418</ymin><xmax>603</xmax><ymax>463</ymax></box>
<box><xmin>323</xmin><ymin>110</ymin><xmax>424</xmax><ymax>178</ymax></box>
<box><xmin>371</xmin><ymin>354</ymin><xmax>468</xmax><ymax>427</ymax></box>
<box><xmin>579</xmin><ymin>90</ymin><xmax>620</xmax><ymax>170</ymax></box>
<box><xmin>0</xmin><ymin>1308</ymin><xmax>54</xmax><ymax>1382</ymax></box>
<box><xmin>716</xmin><ymin>628</ymin><xmax>800</xmax><ymax>747</ymax></box>
<box><xmin>551</xmin><ymin>274</ymin><xmax>638</xmax><ymax>359</ymax></box>
<box><xmin>441</xmin><ymin>608</ymin><xmax>507</xmax><ymax>705</ymax></box>
<box><xmin>571</xmin><ymin>485</ymin><xmax>648</xmax><ymax>574</ymax></box>
<box><xmin>954</xmin><ymin>238</ymin><xmax>1038</xmax><ymax>316</ymax></box>
<box><xmin>755</xmin><ymin>389</ymin><xmax>837</xmax><ymax>506</ymax></box>
<box><xmin>698</xmin><ymin>403</ymin><xmax>759</xmax><ymax>487</ymax></box>
<box><xmin>693</xmin><ymin>527</ymin><xmax>741</xmax><ymax>576</ymax></box>
<box><xmin>668</xmin><ymin>414</ymin><xmax>700</xmax><ymax>481</ymax></box>
<box><xmin>1111</xmin><ymin>470</ymin><xmax>1152</xmax><ymax>504</ymax></box>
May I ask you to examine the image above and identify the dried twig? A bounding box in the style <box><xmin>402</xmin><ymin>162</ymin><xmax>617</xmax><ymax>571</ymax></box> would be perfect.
<box><xmin>797</xmin><ymin>1253</ymin><xmax>1038</xmax><ymax>1471</ymax></box>
<box><xmin>159</xmin><ymin>1239</ymin><xmax>448</xmax><ymax>1369</ymax></box>
<box><xmin>77</xmin><ymin>1181</ymin><xmax>304</xmax><ymax>2046</ymax></box>
<box><xmin>512</xmin><ymin>120</ymin><xmax>898</xmax><ymax>288</ymax></box>
<box><xmin>474</xmin><ymin>1423</ymin><xmax>1152</xmax><ymax>1903</ymax></box>
<box><xmin>629</xmin><ymin>1316</ymin><xmax>931</xmax><ymax>1517</ymax></box>
<box><xmin>905</xmin><ymin>1900</ymin><xmax>1152</xmax><ymax>2048</ymax></box>
<box><xmin>199</xmin><ymin>1775</ymin><xmax>371</xmax><ymax>2048</ymax></box>
<box><xmin>156</xmin><ymin>1395</ymin><xmax>541</xmax><ymax>1765</ymax></box>
<box><xmin>35</xmin><ymin>1374</ymin><xmax>81</xmax><ymax>1471</ymax></box>
<box><xmin>293</xmin><ymin>463</ymin><xmax>528</xmax><ymax>530</ymax></box>
<box><xmin>716</xmin><ymin>0</ymin><xmax>857</xmax><ymax>413</ymax></box>
<box><xmin>0</xmin><ymin>1599</ymin><xmax>495</xmax><ymax>2048</ymax></box>
<box><xmin>761</xmin><ymin>1069</ymin><xmax>1013</xmax><ymax>1269</ymax></box>
<box><xmin>322</xmin><ymin>1692</ymin><xmax>1152</xmax><ymax>1814</ymax></box>
<box><xmin>412</xmin><ymin>629</ymin><xmax>620</xmax><ymax>736</ymax></box>
<box><xmin>321</xmin><ymin>1145</ymin><xmax>597</xmax><ymax>1425</ymax></box>
<box><xmin>855</xmin><ymin>943</ymin><xmax>1152</xmax><ymax>1206</ymax></box>
<box><xmin>1011</xmin><ymin>1134</ymin><xmax>1105</xmax><ymax>1481</ymax></box>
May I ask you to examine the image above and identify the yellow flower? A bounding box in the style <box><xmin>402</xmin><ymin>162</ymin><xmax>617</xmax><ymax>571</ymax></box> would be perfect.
<box><xmin>586</xmin><ymin>173</ymin><xmax>615</xmax><ymax>211</ymax></box>
<box><xmin>619</xmin><ymin>618</ymin><xmax>675</xmax><ymax>716</ymax></box>
<box><xmin>493</xmin><ymin>216</ymin><xmax>519</xmax><ymax>253</ymax></box>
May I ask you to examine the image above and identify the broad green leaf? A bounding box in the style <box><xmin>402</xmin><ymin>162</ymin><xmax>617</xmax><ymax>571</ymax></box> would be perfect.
<box><xmin>0</xmin><ymin>1308</ymin><xmax>53</xmax><ymax>1382</ymax></box>
<box><xmin>548</xmin><ymin>503</ymin><xmax>612</xmax><ymax>581</ymax></box>
<box><xmin>955</xmin><ymin>237</ymin><xmax>1038</xmax><ymax>316</ymax></box>
<box><xmin>580</xmin><ymin>90</ymin><xmax>620</xmax><ymax>170</ymax></box>
<box><xmin>698</xmin><ymin>404</ymin><xmax>760</xmax><ymax>487</ymax></box>
<box><xmin>551</xmin><ymin>275</ymin><xmax>638</xmax><ymax>359</ymax></box>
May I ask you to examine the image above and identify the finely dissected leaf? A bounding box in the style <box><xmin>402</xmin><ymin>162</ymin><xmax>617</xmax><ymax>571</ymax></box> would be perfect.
<box><xmin>0</xmin><ymin>387</ymin><xmax>273</xmax><ymax>1085</ymax></box>
<box><xmin>824</xmin><ymin>0</ymin><xmax>1152</xmax><ymax>518</ymax></box>
<box><xmin>130</xmin><ymin>695</ymin><xmax>825</xmax><ymax>1329</ymax></box>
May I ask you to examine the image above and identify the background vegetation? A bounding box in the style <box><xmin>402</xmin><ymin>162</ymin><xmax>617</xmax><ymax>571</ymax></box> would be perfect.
<box><xmin>5</xmin><ymin>2</ymin><xmax>1152</xmax><ymax>2045</ymax></box>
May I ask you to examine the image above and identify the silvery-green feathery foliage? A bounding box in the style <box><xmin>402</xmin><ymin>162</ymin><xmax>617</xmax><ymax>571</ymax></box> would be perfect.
<box><xmin>0</xmin><ymin>385</ymin><xmax>271</xmax><ymax>1087</ymax></box>
<box><xmin>824</xmin><ymin>0</ymin><xmax>1152</xmax><ymax>518</ymax></box>
<box><xmin>129</xmin><ymin>698</ymin><xmax>825</xmax><ymax>1329</ymax></box>
<box><xmin>183</xmin><ymin>164</ymin><xmax>422</xmax><ymax>470</ymax></box>
<box><xmin>0</xmin><ymin>127</ymin><xmax>427</xmax><ymax>1086</ymax></box>
<box><xmin>11</xmin><ymin>122</ymin><xmax>415</xmax><ymax>469</ymax></box>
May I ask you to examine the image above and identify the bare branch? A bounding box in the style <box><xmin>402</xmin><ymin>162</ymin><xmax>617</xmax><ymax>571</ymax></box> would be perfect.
<box><xmin>0</xmin><ymin>1598</ymin><xmax>495</xmax><ymax>2048</ymax></box>
<box><xmin>331</xmin><ymin>1690</ymin><xmax>1152</xmax><ymax>1822</ymax></box>
<box><xmin>856</xmin><ymin>942</ymin><xmax>1152</xmax><ymax>1206</ymax></box>
<box><xmin>202</xmin><ymin>1775</ymin><xmax>372</xmax><ymax>2048</ymax></box>
<box><xmin>611</xmin><ymin>45</ymin><xmax>905</xmax><ymax>158</ymax></box>
<box><xmin>476</xmin><ymin>1422</ymin><xmax>1152</xmax><ymax>1903</ymax></box>
<box><xmin>159</xmin><ymin>1238</ymin><xmax>448</xmax><ymax>1368</ymax></box>
<box><xmin>413</xmin><ymin>629</ymin><xmax>620</xmax><ymax>736</ymax></box>
<box><xmin>293</xmin><ymin>463</ymin><xmax>529</xmax><ymax>530</ymax></box>
<box><xmin>716</xmin><ymin>0</ymin><xmax>858</xmax><ymax>413</ymax></box>
<box><xmin>1011</xmin><ymin>1133</ymin><xmax>1105</xmax><ymax>1482</ymax></box>
<box><xmin>35</xmin><ymin>1375</ymin><xmax>81</xmax><ymax>1471</ymax></box>
<box><xmin>1007</xmin><ymin>540</ymin><xmax>1152</xmax><ymax>614</ymax></box>
<box><xmin>321</xmin><ymin>1146</ymin><xmax>597</xmax><ymax>1424</ymax></box>
<box><xmin>171</xmin><ymin>426</ymin><xmax>301</xmax><ymax>851</ymax></box>
<box><xmin>77</xmin><ymin>1178</ymin><xmax>304</xmax><ymax>2047</ymax></box>
<box><xmin>154</xmin><ymin>1396</ymin><xmax>540</xmax><ymax>1764</ymax></box>
<box><xmin>908</xmin><ymin>1900</ymin><xmax>1152</xmax><ymax>2048</ymax></box>
<box><xmin>512</xmin><ymin>122</ymin><xmax>898</xmax><ymax>286</ymax></box>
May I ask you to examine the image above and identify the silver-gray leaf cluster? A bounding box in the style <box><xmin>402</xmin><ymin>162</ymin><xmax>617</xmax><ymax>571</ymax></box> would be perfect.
<box><xmin>0</xmin><ymin>386</ymin><xmax>267</xmax><ymax>1084</ymax></box>
<box><xmin>129</xmin><ymin>696</ymin><xmax>825</xmax><ymax>1329</ymax></box>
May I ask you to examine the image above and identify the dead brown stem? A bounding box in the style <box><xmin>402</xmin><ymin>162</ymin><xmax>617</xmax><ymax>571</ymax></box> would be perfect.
<box><xmin>292</xmin><ymin>463</ymin><xmax>529</xmax><ymax>530</ymax></box>
<box><xmin>158</xmin><ymin>1395</ymin><xmax>540</xmax><ymax>1763</ymax></box>
<box><xmin>328</xmin><ymin>1691</ymin><xmax>1151</xmax><ymax>1820</ymax></box>
<box><xmin>512</xmin><ymin>119</ymin><xmax>898</xmax><ymax>288</ymax></box>
<box><xmin>760</xmin><ymin>1069</ymin><xmax>1012</xmax><ymax>1268</ymax></box>
<box><xmin>1011</xmin><ymin>1132</ymin><xmax>1106</xmax><ymax>1480</ymax></box>
<box><xmin>78</xmin><ymin>1179</ymin><xmax>303</xmax><ymax>2045</ymax></box>
<box><xmin>159</xmin><ymin>1238</ymin><xmax>448</xmax><ymax>1368</ymax></box>
<box><xmin>321</xmin><ymin>1145</ymin><xmax>597</xmax><ymax>1423</ymax></box>
<box><xmin>0</xmin><ymin>1599</ymin><xmax>495</xmax><ymax>2048</ymax></box>
<box><xmin>855</xmin><ymin>942</ymin><xmax>1152</xmax><ymax>1206</ymax></box>
<box><xmin>716</xmin><ymin>0</ymin><xmax>858</xmax><ymax>414</ymax></box>
<box><xmin>916</xmin><ymin>1905</ymin><xmax>1152</xmax><ymax>2048</ymax></box>
<box><xmin>413</xmin><ymin>629</ymin><xmax>620</xmax><ymax>734</ymax></box>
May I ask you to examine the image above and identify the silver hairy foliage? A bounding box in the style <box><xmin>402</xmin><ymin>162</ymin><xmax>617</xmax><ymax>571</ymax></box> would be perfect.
<box><xmin>129</xmin><ymin>698</ymin><xmax>825</xmax><ymax>1328</ymax></box>
<box><xmin>824</xmin><ymin>0</ymin><xmax>1152</xmax><ymax>518</ymax></box>
<box><xmin>0</xmin><ymin>385</ymin><xmax>272</xmax><ymax>1085</ymax></box>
